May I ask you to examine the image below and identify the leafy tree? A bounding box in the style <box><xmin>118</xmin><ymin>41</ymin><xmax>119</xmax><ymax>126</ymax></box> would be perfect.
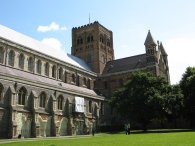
<box><xmin>110</xmin><ymin>71</ymin><xmax>168</xmax><ymax>131</ymax></box>
<box><xmin>163</xmin><ymin>84</ymin><xmax>184</xmax><ymax>128</ymax></box>
<box><xmin>180</xmin><ymin>67</ymin><xmax>195</xmax><ymax>128</ymax></box>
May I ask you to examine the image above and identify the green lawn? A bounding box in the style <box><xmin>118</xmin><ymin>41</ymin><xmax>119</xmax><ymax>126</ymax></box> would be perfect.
<box><xmin>1</xmin><ymin>131</ymin><xmax>195</xmax><ymax>146</ymax></box>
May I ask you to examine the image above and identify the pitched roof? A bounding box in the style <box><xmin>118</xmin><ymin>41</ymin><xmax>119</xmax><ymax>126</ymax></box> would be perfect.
<box><xmin>0</xmin><ymin>65</ymin><xmax>100</xmax><ymax>98</ymax></box>
<box><xmin>0</xmin><ymin>24</ymin><xmax>91</xmax><ymax>71</ymax></box>
<box><xmin>144</xmin><ymin>30</ymin><xmax>157</xmax><ymax>46</ymax></box>
<box><xmin>103</xmin><ymin>54</ymin><xmax>147</xmax><ymax>74</ymax></box>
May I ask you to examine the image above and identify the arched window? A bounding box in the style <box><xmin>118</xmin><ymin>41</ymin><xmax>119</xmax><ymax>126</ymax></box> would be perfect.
<box><xmin>72</xmin><ymin>74</ymin><xmax>76</xmax><ymax>83</ymax></box>
<box><xmin>0</xmin><ymin>84</ymin><xmax>4</xmax><ymax>102</ymax></box>
<box><xmin>87</xmin><ymin>36</ymin><xmax>90</xmax><ymax>43</ymax></box>
<box><xmin>100</xmin><ymin>34</ymin><xmax>104</xmax><ymax>43</ymax></box>
<box><xmin>45</xmin><ymin>62</ymin><xmax>49</xmax><ymax>76</ymax></box>
<box><xmin>80</xmin><ymin>38</ymin><xmax>83</xmax><ymax>44</ymax></box>
<box><xmin>39</xmin><ymin>92</ymin><xmax>46</xmax><ymax>108</ymax></box>
<box><xmin>107</xmin><ymin>39</ymin><xmax>111</xmax><ymax>47</ymax></box>
<box><xmin>89</xmin><ymin>100</ymin><xmax>92</xmax><ymax>113</ymax></box>
<box><xmin>77</xmin><ymin>37</ymin><xmax>83</xmax><ymax>45</ymax></box>
<box><xmin>18</xmin><ymin>53</ymin><xmax>25</xmax><ymax>69</ymax></box>
<box><xmin>36</xmin><ymin>59</ymin><xmax>42</xmax><ymax>74</ymax></box>
<box><xmin>18</xmin><ymin>87</ymin><xmax>27</xmax><ymax>105</ymax></box>
<box><xmin>87</xmin><ymin>79</ymin><xmax>91</xmax><ymax>89</ymax></box>
<box><xmin>8</xmin><ymin>50</ymin><xmax>15</xmax><ymax>66</ymax></box>
<box><xmin>57</xmin><ymin>95</ymin><xmax>63</xmax><ymax>110</ymax></box>
<box><xmin>58</xmin><ymin>67</ymin><xmax>63</xmax><ymax>80</ymax></box>
<box><xmin>52</xmin><ymin>65</ymin><xmax>56</xmax><ymax>78</ymax></box>
<box><xmin>83</xmin><ymin>77</ymin><xmax>87</xmax><ymax>86</ymax></box>
<box><xmin>0</xmin><ymin>48</ymin><xmax>5</xmax><ymax>64</ymax></box>
<box><xmin>28</xmin><ymin>57</ymin><xmax>34</xmax><ymax>72</ymax></box>
<box><xmin>87</xmin><ymin>35</ymin><xmax>93</xmax><ymax>43</ymax></box>
<box><xmin>91</xmin><ymin>36</ymin><xmax>93</xmax><ymax>42</ymax></box>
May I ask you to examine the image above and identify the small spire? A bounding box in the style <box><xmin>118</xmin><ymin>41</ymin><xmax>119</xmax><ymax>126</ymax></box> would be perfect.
<box><xmin>159</xmin><ymin>42</ymin><xmax>167</xmax><ymax>56</ymax></box>
<box><xmin>144</xmin><ymin>30</ymin><xmax>157</xmax><ymax>46</ymax></box>
<box><xmin>89</xmin><ymin>13</ymin><xmax>91</xmax><ymax>24</ymax></box>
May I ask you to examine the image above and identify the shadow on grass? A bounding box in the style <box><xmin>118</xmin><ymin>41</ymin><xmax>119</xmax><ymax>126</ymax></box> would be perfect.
<box><xmin>104</xmin><ymin>129</ymin><xmax>195</xmax><ymax>135</ymax></box>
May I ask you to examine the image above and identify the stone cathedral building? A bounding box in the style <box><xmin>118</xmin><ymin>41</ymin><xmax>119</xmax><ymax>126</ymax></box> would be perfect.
<box><xmin>0</xmin><ymin>21</ymin><xmax>169</xmax><ymax>138</ymax></box>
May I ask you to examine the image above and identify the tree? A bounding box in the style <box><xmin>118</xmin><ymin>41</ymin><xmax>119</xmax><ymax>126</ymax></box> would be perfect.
<box><xmin>163</xmin><ymin>84</ymin><xmax>184</xmax><ymax>128</ymax></box>
<box><xmin>180</xmin><ymin>67</ymin><xmax>195</xmax><ymax>128</ymax></box>
<box><xmin>110</xmin><ymin>71</ymin><xmax>168</xmax><ymax>131</ymax></box>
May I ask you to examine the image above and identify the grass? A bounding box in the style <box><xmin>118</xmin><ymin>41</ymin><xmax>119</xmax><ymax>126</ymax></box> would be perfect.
<box><xmin>1</xmin><ymin>131</ymin><xmax>195</xmax><ymax>146</ymax></box>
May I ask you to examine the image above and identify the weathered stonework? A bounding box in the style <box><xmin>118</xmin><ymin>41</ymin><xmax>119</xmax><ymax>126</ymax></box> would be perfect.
<box><xmin>0</xmin><ymin>22</ymin><xmax>170</xmax><ymax>138</ymax></box>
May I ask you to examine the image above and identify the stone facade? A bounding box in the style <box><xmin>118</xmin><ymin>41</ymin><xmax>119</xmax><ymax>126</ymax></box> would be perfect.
<box><xmin>0</xmin><ymin>21</ymin><xmax>170</xmax><ymax>138</ymax></box>
<box><xmin>72</xmin><ymin>22</ymin><xmax>170</xmax><ymax>98</ymax></box>
<box><xmin>0</xmin><ymin>35</ymin><xmax>105</xmax><ymax>138</ymax></box>
<box><xmin>72</xmin><ymin>21</ymin><xmax>114</xmax><ymax>74</ymax></box>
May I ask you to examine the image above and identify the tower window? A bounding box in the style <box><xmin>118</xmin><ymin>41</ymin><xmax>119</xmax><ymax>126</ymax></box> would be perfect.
<box><xmin>87</xmin><ymin>34</ymin><xmax>93</xmax><ymax>43</ymax></box>
<box><xmin>77</xmin><ymin>37</ymin><xmax>83</xmax><ymax>45</ymax></box>
<box><xmin>100</xmin><ymin>35</ymin><xmax>104</xmax><ymax>43</ymax></box>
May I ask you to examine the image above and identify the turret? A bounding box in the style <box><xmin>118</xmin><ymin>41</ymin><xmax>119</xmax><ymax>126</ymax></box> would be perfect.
<box><xmin>144</xmin><ymin>30</ymin><xmax>158</xmax><ymax>64</ymax></box>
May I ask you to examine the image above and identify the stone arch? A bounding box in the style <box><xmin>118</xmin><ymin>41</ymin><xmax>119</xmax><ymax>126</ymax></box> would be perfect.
<box><xmin>18</xmin><ymin>53</ymin><xmax>25</xmax><ymax>69</ymax></box>
<box><xmin>59</xmin><ymin>117</ymin><xmax>68</xmax><ymax>136</ymax></box>
<box><xmin>8</xmin><ymin>49</ymin><xmax>15</xmax><ymax>67</ymax></box>
<box><xmin>37</xmin><ymin>115</ymin><xmax>51</xmax><ymax>137</ymax></box>
<box><xmin>16</xmin><ymin>113</ymin><xmax>32</xmax><ymax>138</ymax></box>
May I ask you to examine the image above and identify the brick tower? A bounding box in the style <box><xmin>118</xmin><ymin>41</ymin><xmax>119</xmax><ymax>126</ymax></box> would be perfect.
<box><xmin>71</xmin><ymin>21</ymin><xmax>115</xmax><ymax>74</ymax></box>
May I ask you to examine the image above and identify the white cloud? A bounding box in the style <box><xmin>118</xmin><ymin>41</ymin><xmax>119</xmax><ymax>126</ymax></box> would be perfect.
<box><xmin>41</xmin><ymin>38</ymin><xmax>63</xmax><ymax>50</ymax></box>
<box><xmin>165</xmin><ymin>37</ymin><xmax>195</xmax><ymax>84</ymax></box>
<box><xmin>37</xmin><ymin>22</ymin><xmax>67</xmax><ymax>32</ymax></box>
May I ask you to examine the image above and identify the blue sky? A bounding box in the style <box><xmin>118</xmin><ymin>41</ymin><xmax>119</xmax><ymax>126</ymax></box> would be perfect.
<box><xmin>1</xmin><ymin>0</ymin><xmax>195</xmax><ymax>84</ymax></box>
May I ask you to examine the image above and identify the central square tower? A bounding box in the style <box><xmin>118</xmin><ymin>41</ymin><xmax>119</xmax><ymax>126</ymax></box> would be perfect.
<box><xmin>71</xmin><ymin>21</ymin><xmax>115</xmax><ymax>74</ymax></box>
